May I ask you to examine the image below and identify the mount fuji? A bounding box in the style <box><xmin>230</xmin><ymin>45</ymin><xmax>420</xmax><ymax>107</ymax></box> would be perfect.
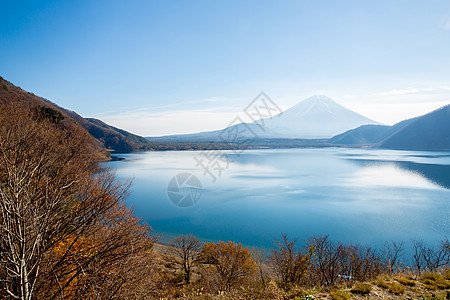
<box><xmin>261</xmin><ymin>95</ymin><xmax>380</xmax><ymax>138</ymax></box>
<box><xmin>149</xmin><ymin>95</ymin><xmax>380</xmax><ymax>141</ymax></box>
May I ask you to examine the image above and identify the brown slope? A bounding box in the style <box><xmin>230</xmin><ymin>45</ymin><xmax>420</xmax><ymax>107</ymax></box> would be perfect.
<box><xmin>0</xmin><ymin>76</ymin><xmax>152</xmax><ymax>153</ymax></box>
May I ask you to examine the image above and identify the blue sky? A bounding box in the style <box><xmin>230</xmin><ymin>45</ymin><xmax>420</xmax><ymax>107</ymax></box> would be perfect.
<box><xmin>1</xmin><ymin>0</ymin><xmax>450</xmax><ymax>136</ymax></box>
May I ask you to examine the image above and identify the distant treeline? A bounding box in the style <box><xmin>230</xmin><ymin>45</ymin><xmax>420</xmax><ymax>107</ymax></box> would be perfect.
<box><xmin>145</xmin><ymin>138</ymin><xmax>333</xmax><ymax>151</ymax></box>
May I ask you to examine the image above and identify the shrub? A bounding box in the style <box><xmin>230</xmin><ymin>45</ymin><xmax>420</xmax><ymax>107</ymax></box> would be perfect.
<box><xmin>350</xmin><ymin>282</ymin><xmax>372</xmax><ymax>295</ymax></box>
<box><xmin>200</xmin><ymin>241</ymin><xmax>256</xmax><ymax>291</ymax></box>
<box><xmin>330</xmin><ymin>289</ymin><xmax>351</xmax><ymax>300</ymax></box>
<box><xmin>388</xmin><ymin>282</ymin><xmax>405</xmax><ymax>295</ymax></box>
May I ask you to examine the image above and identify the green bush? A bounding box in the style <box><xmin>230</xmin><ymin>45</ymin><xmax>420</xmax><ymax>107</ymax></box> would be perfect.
<box><xmin>350</xmin><ymin>282</ymin><xmax>372</xmax><ymax>295</ymax></box>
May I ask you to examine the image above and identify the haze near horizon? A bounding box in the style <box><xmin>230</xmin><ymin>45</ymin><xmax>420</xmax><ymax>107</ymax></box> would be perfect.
<box><xmin>1</xmin><ymin>0</ymin><xmax>450</xmax><ymax>136</ymax></box>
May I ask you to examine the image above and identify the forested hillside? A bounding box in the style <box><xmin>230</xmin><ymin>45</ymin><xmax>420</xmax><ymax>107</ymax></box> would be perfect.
<box><xmin>0</xmin><ymin>76</ymin><xmax>153</xmax><ymax>153</ymax></box>
<box><xmin>0</xmin><ymin>100</ymin><xmax>157</xmax><ymax>298</ymax></box>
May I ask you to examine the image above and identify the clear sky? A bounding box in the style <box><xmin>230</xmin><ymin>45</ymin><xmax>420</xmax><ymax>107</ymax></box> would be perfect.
<box><xmin>1</xmin><ymin>0</ymin><xmax>450</xmax><ymax>136</ymax></box>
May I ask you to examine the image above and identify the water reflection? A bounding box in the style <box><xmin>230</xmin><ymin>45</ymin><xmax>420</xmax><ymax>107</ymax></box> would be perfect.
<box><xmin>346</xmin><ymin>159</ymin><xmax>450</xmax><ymax>189</ymax></box>
<box><xmin>108</xmin><ymin>148</ymin><xmax>450</xmax><ymax>251</ymax></box>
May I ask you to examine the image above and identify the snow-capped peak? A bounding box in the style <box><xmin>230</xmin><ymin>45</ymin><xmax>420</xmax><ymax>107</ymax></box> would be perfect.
<box><xmin>261</xmin><ymin>95</ymin><xmax>380</xmax><ymax>138</ymax></box>
<box><xmin>285</xmin><ymin>95</ymin><xmax>346</xmax><ymax>118</ymax></box>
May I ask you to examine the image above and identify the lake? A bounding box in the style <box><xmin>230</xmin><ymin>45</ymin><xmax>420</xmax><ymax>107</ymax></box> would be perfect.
<box><xmin>107</xmin><ymin>148</ymin><xmax>450</xmax><ymax>252</ymax></box>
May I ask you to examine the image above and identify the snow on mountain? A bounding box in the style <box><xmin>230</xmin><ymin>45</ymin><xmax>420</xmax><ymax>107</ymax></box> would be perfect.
<box><xmin>259</xmin><ymin>95</ymin><xmax>380</xmax><ymax>138</ymax></box>
<box><xmin>149</xmin><ymin>95</ymin><xmax>380</xmax><ymax>141</ymax></box>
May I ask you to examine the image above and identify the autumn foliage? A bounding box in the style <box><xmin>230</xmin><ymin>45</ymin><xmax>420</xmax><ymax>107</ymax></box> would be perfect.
<box><xmin>200</xmin><ymin>241</ymin><xmax>256</xmax><ymax>291</ymax></box>
<box><xmin>0</xmin><ymin>102</ymin><xmax>156</xmax><ymax>299</ymax></box>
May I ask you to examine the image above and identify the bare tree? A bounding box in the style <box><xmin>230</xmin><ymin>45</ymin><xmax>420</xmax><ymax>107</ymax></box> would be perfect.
<box><xmin>412</xmin><ymin>239</ymin><xmax>426</xmax><ymax>274</ymax></box>
<box><xmin>0</xmin><ymin>103</ymin><xmax>155</xmax><ymax>299</ymax></box>
<box><xmin>423</xmin><ymin>238</ymin><xmax>449</xmax><ymax>272</ymax></box>
<box><xmin>251</xmin><ymin>247</ymin><xmax>268</xmax><ymax>287</ymax></box>
<box><xmin>412</xmin><ymin>238</ymin><xmax>449</xmax><ymax>274</ymax></box>
<box><xmin>168</xmin><ymin>234</ymin><xmax>202</xmax><ymax>284</ymax></box>
<box><xmin>307</xmin><ymin>235</ymin><xmax>340</xmax><ymax>286</ymax></box>
<box><xmin>382</xmin><ymin>241</ymin><xmax>405</xmax><ymax>273</ymax></box>
<box><xmin>345</xmin><ymin>244</ymin><xmax>381</xmax><ymax>281</ymax></box>
<box><xmin>270</xmin><ymin>234</ymin><xmax>310</xmax><ymax>288</ymax></box>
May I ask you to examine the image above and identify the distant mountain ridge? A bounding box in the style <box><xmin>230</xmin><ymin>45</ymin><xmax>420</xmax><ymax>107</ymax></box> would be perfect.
<box><xmin>150</xmin><ymin>96</ymin><xmax>450</xmax><ymax>151</ymax></box>
<box><xmin>330</xmin><ymin>104</ymin><xmax>450</xmax><ymax>150</ymax></box>
<box><xmin>0</xmin><ymin>76</ymin><xmax>153</xmax><ymax>153</ymax></box>
<box><xmin>2</xmin><ymin>75</ymin><xmax>448</xmax><ymax>152</ymax></box>
<box><xmin>149</xmin><ymin>95</ymin><xmax>380</xmax><ymax>141</ymax></box>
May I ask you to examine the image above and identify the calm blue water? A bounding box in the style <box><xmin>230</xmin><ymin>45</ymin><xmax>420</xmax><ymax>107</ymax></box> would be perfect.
<box><xmin>107</xmin><ymin>148</ymin><xmax>450</xmax><ymax>251</ymax></box>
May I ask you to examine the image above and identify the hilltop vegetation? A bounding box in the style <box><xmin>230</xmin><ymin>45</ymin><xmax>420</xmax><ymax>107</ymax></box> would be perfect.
<box><xmin>0</xmin><ymin>76</ymin><xmax>154</xmax><ymax>153</ymax></box>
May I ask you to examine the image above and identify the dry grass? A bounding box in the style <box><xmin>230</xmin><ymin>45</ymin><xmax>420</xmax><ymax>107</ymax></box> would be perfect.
<box><xmin>330</xmin><ymin>290</ymin><xmax>351</xmax><ymax>300</ymax></box>
<box><xmin>374</xmin><ymin>276</ymin><xmax>389</xmax><ymax>289</ymax></box>
<box><xmin>388</xmin><ymin>282</ymin><xmax>406</xmax><ymax>295</ymax></box>
<box><xmin>350</xmin><ymin>282</ymin><xmax>372</xmax><ymax>295</ymax></box>
<box><xmin>421</xmin><ymin>272</ymin><xmax>450</xmax><ymax>290</ymax></box>
<box><xmin>395</xmin><ymin>275</ymin><xmax>416</xmax><ymax>286</ymax></box>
